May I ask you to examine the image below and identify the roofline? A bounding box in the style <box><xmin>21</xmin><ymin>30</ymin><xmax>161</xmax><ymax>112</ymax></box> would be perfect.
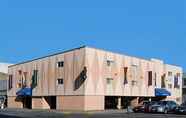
<box><xmin>9</xmin><ymin>45</ymin><xmax>182</xmax><ymax>69</ymax></box>
<box><xmin>9</xmin><ymin>45</ymin><xmax>86</xmax><ymax>68</ymax></box>
<box><xmin>86</xmin><ymin>46</ymin><xmax>183</xmax><ymax>68</ymax></box>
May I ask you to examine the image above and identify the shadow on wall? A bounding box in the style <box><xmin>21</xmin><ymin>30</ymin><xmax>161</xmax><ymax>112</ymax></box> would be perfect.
<box><xmin>74</xmin><ymin>67</ymin><xmax>87</xmax><ymax>91</ymax></box>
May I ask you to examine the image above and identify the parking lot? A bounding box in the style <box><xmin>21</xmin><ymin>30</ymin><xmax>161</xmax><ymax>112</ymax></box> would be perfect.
<box><xmin>0</xmin><ymin>109</ymin><xmax>186</xmax><ymax>118</ymax></box>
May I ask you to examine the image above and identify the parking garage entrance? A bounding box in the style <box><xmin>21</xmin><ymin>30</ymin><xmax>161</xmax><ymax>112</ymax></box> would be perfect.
<box><xmin>23</xmin><ymin>96</ymin><xmax>32</xmax><ymax>109</ymax></box>
<box><xmin>44</xmin><ymin>96</ymin><xmax>56</xmax><ymax>109</ymax></box>
<box><xmin>105</xmin><ymin>96</ymin><xmax>137</xmax><ymax>109</ymax></box>
<box><xmin>105</xmin><ymin>96</ymin><xmax>148</xmax><ymax>109</ymax></box>
<box><xmin>105</xmin><ymin>96</ymin><xmax>118</xmax><ymax>109</ymax></box>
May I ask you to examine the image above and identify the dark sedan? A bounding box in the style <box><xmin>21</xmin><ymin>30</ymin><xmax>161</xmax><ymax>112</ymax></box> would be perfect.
<box><xmin>175</xmin><ymin>106</ymin><xmax>186</xmax><ymax>114</ymax></box>
<box><xmin>151</xmin><ymin>101</ymin><xmax>178</xmax><ymax>114</ymax></box>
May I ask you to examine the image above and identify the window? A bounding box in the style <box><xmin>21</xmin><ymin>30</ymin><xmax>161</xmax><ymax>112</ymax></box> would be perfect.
<box><xmin>184</xmin><ymin>78</ymin><xmax>186</xmax><ymax>86</ymax></box>
<box><xmin>57</xmin><ymin>78</ymin><xmax>63</xmax><ymax>85</ymax></box>
<box><xmin>168</xmin><ymin>84</ymin><xmax>172</xmax><ymax>89</ymax></box>
<box><xmin>107</xmin><ymin>78</ymin><xmax>113</xmax><ymax>84</ymax></box>
<box><xmin>58</xmin><ymin>61</ymin><xmax>64</xmax><ymax>67</ymax></box>
<box><xmin>183</xmin><ymin>88</ymin><xmax>186</xmax><ymax>95</ymax></box>
<box><xmin>177</xmin><ymin>73</ymin><xmax>181</xmax><ymax>77</ymax></box>
<box><xmin>124</xmin><ymin>67</ymin><xmax>128</xmax><ymax>84</ymax></box>
<box><xmin>154</xmin><ymin>73</ymin><xmax>157</xmax><ymax>87</ymax></box>
<box><xmin>107</xmin><ymin>60</ymin><xmax>114</xmax><ymax>66</ymax></box>
<box><xmin>174</xmin><ymin>75</ymin><xmax>180</xmax><ymax>88</ymax></box>
<box><xmin>32</xmin><ymin>70</ymin><xmax>38</xmax><ymax>88</ymax></box>
<box><xmin>161</xmin><ymin>74</ymin><xmax>166</xmax><ymax>88</ymax></box>
<box><xmin>18</xmin><ymin>70</ymin><xmax>22</xmax><ymax>88</ymax></box>
<box><xmin>8</xmin><ymin>75</ymin><xmax>13</xmax><ymax>90</ymax></box>
<box><xmin>168</xmin><ymin>71</ymin><xmax>173</xmax><ymax>76</ymax></box>
<box><xmin>148</xmin><ymin>71</ymin><xmax>153</xmax><ymax>86</ymax></box>
<box><xmin>22</xmin><ymin>72</ymin><xmax>27</xmax><ymax>88</ymax></box>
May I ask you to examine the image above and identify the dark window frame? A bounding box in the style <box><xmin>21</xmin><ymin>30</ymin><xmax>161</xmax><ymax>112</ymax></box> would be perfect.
<box><xmin>8</xmin><ymin>75</ymin><xmax>13</xmax><ymax>90</ymax></box>
<box><xmin>184</xmin><ymin>78</ymin><xmax>186</xmax><ymax>86</ymax></box>
<box><xmin>148</xmin><ymin>71</ymin><xmax>153</xmax><ymax>86</ymax></box>
<box><xmin>58</xmin><ymin>61</ymin><xmax>64</xmax><ymax>67</ymax></box>
<box><xmin>161</xmin><ymin>74</ymin><xmax>166</xmax><ymax>88</ymax></box>
<box><xmin>124</xmin><ymin>67</ymin><xmax>128</xmax><ymax>84</ymax></box>
<box><xmin>57</xmin><ymin>78</ymin><xmax>64</xmax><ymax>85</ymax></box>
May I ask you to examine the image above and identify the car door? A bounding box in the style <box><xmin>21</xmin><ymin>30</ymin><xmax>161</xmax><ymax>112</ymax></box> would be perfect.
<box><xmin>170</xmin><ymin>101</ymin><xmax>177</xmax><ymax>111</ymax></box>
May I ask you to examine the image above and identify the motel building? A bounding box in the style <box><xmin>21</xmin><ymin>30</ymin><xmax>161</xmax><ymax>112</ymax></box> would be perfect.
<box><xmin>7</xmin><ymin>46</ymin><xmax>182</xmax><ymax>111</ymax></box>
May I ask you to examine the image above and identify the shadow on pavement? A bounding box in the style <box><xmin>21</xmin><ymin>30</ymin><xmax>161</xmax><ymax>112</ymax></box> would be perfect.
<box><xmin>0</xmin><ymin>114</ymin><xmax>22</xmax><ymax>118</ymax></box>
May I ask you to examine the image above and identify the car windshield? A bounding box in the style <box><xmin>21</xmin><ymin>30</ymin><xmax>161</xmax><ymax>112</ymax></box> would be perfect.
<box><xmin>157</xmin><ymin>101</ymin><xmax>167</xmax><ymax>105</ymax></box>
<box><xmin>149</xmin><ymin>101</ymin><xmax>158</xmax><ymax>105</ymax></box>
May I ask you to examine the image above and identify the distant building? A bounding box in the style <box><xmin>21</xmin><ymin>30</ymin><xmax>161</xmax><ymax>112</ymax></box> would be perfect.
<box><xmin>7</xmin><ymin>46</ymin><xmax>183</xmax><ymax>111</ymax></box>
<box><xmin>0</xmin><ymin>63</ymin><xmax>12</xmax><ymax>73</ymax></box>
<box><xmin>0</xmin><ymin>63</ymin><xmax>12</xmax><ymax>107</ymax></box>
<box><xmin>182</xmin><ymin>73</ymin><xmax>186</xmax><ymax>103</ymax></box>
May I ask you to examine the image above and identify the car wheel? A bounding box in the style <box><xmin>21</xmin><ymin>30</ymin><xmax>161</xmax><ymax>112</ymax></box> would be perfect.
<box><xmin>164</xmin><ymin>109</ymin><xmax>168</xmax><ymax>114</ymax></box>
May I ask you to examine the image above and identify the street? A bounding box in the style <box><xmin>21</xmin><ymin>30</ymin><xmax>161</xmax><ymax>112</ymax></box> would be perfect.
<box><xmin>0</xmin><ymin>109</ymin><xmax>186</xmax><ymax>118</ymax></box>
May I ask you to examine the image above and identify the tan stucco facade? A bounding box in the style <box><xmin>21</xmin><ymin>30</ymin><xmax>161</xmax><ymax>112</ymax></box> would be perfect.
<box><xmin>7</xmin><ymin>46</ymin><xmax>183</xmax><ymax>111</ymax></box>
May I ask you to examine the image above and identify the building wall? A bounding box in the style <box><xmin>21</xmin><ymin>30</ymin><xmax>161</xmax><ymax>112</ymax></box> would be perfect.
<box><xmin>56</xmin><ymin>96</ymin><xmax>85</xmax><ymax>111</ymax></box>
<box><xmin>85</xmin><ymin>47</ymin><xmax>155</xmax><ymax>97</ymax></box>
<box><xmin>32</xmin><ymin>97</ymin><xmax>50</xmax><ymax>109</ymax></box>
<box><xmin>0</xmin><ymin>72</ymin><xmax>8</xmax><ymax>96</ymax></box>
<box><xmin>8</xmin><ymin>47</ymin><xmax>86</xmax><ymax>98</ymax></box>
<box><xmin>0</xmin><ymin>63</ymin><xmax>12</xmax><ymax>74</ymax></box>
<box><xmin>164</xmin><ymin>64</ymin><xmax>182</xmax><ymax>104</ymax></box>
<box><xmin>8</xmin><ymin>96</ymin><xmax>23</xmax><ymax>108</ymax></box>
<box><xmin>7</xmin><ymin>46</ymin><xmax>183</xmax><ymax>110</ymax></box>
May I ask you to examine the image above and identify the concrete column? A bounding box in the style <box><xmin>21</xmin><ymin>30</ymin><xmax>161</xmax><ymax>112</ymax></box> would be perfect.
<box><xmin>32</xmin><ymin>97</ymin><xmax>50</xmax><ymax>109</ymax></box>
<box><xmin>117</xmin><ymin>97</ymin><xmax>122</xmax><ymax>109</ymax></box>
<box><xmin>8</xmin><ymin>96</ymin><xmax>23</xmax><ymax>108</ymax></box>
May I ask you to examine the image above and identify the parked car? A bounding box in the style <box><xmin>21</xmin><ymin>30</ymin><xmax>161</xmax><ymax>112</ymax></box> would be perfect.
<box><xmin>175</xmin><ymin>102</ymin><xmax>186</xmax><ymax>114</ymax></box>
<box><xmin>133</xmin><ymin>105</ymin><xmax>145</xmax><ymax>112</ymax></box>
<box><xmin>151</xmin><ymin>101</ymin><xmax>178</xmax><ymax>114</ymax></box>
<box><xmin>144</xmin><ymin>101</ymin><xmax>159</xmax><ymax>113</ymax></box>
<box><xmin>0</xmin><ymin>96</ymin><xmax>6</xmax><ymax>109</ymax></box>
<box><xmin>133</xmin><ymin>101</ymin><xmax>150</xmax><ymax>112</ymax></box>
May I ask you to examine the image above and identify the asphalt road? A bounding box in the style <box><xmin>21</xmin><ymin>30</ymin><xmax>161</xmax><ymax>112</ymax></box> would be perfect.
<box><xmin>0</xmin><ymin>109</ymin><xmax>186</xmax><ymax>118</ymax></box>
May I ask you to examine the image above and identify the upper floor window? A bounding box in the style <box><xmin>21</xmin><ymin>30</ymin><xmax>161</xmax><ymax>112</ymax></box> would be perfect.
<box><xmin>174</xmin><ymin>74</ymin><xmax>180</xmax><ymax>89</ymax></box>
<box><xmin>106</xmin><ymin>78</ymin><xmax>113</xmax><ymax>84</ymax></box>
<box><xmin>184</xmin><ymin>78</ymin><xmax>186</xmax><ymax>86</ymax></box>
<box><xmin>154</xmin><ymin>72</ymin><xmax>157</xmax><ymax>87</ymax></box>
<box><xmin>148</xmin><ymin>71</ymin><xmax>153</xmax><ymax>86</ymax></box>
<box><xmin>8</xmin><ymin>75</ymin><xmax>13</xmax><ymax>90</ymax></box>
<box><xmin>161</xmin><ymin>74</ymin><xmax>166</xmax><ymax>88</ymax></box>
<box><xmin>168</xmin><ymin>84</ymin><xmax>172</xmax><ymax>89</ymax></box>
<box><xmin>57</xmin><ymin>78</ymin><xmax>64</xmax><ymax>85</ymax></box>
<box><xmin>58</xmin><ymin>61</ymin><xmax>64</xmax><ymax>67</ymax></box>
<box><xmin>107</xmin><ymin>60</ymin><xmax>114</xmax><ymax>66</ymax></box>
<box><xmin>123</xmin><ymin>67</ymin><xmax>128</xmax><ymax>84</ymax></box>
<box><xmin>168</xmin><ymin>71</ymin><xmax>173</xmax><ymax>76</ymax></box>
<box><xmin>32</xmin><ymin>70</ymin><xmax>38</xmax><ymax>88</ymax></box>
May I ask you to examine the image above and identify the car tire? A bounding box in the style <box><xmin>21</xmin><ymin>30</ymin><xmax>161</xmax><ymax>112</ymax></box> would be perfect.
<box><xmin>164</xmin><ymin>109</ymin><xmax>168</xmax><ymax>114</ymax></box>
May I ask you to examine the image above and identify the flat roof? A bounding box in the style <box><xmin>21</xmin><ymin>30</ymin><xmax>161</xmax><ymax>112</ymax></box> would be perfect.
<box><xmin>9</xmin><ymin>45</ymin><xmax>182</xmax><ymax>69</ymax></box>
<box><xmin>9</xmin><ymin>46</ymin><xmax>86</xmax><ymax>67</ymax></box>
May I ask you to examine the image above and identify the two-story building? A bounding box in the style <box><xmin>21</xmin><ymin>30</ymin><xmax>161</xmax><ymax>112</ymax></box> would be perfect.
<box><xmin>7</xmin><ymin>46</ymin><xmax>183</xmax><ymax>111</ymax></box>
<box><xmin>182</xmin><ymin>73</ymin><xmax>186</xmax><ymax>103</ymax></box>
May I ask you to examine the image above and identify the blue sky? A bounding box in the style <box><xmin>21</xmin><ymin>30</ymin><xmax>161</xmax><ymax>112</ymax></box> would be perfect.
<box><xmin>0</xmin><ymin>0</ymin><xmax>185</xmax><ymax>70</ymax></box>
